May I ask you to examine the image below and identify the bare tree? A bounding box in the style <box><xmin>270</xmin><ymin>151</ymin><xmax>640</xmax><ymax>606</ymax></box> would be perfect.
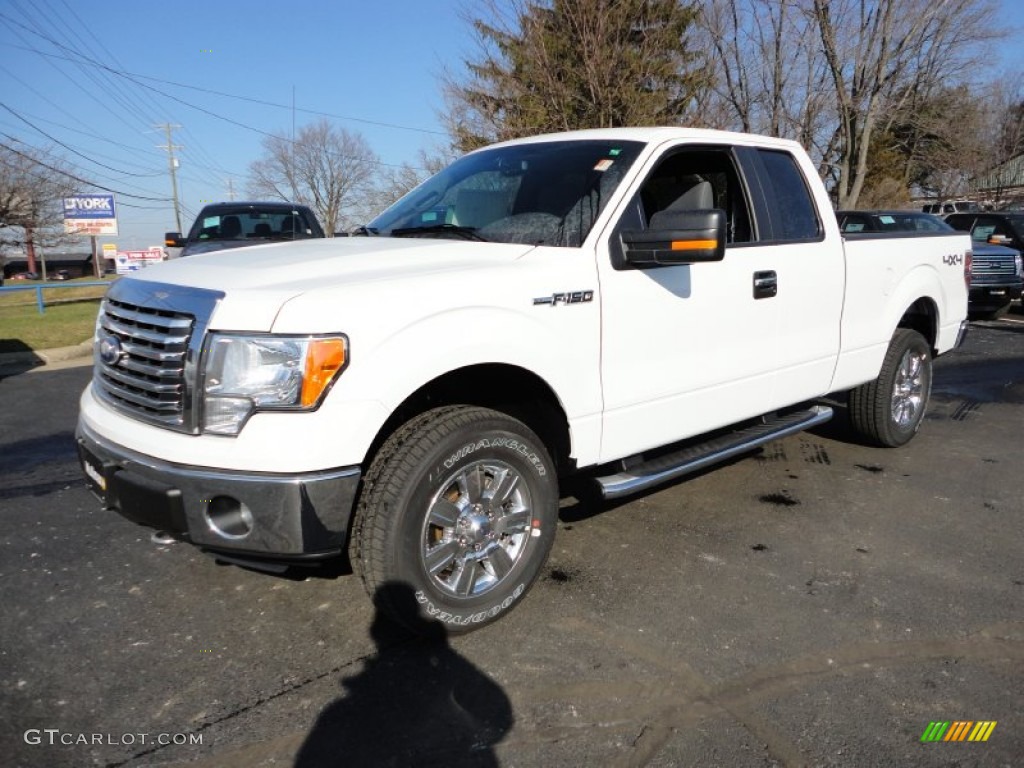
<box><xmin>976</xmin><ymin>79</ymin><xmax>1024</xmax><ymax>205</ymax></box>
<box><xmin>697</xmin><ymin>0</ymin><xmax>836</xmax><ymax>173</ymax></box>
<box><xmin>697</xmin><ymin>0</ymin><xmax>998</xmax><ymax>206</ymax></box>
<box><xmin>364</xmin><ymin>148</ymin><xmax>456</xmax><ymax>220</ymax></box>
<box><xmin>0</xmin><ymin>142</ymin><xmax>77</xmax><ymax>273</ymax></box>
<box><xmin>444</xmin><ymin>0</ymin><xmax>708</xmax><ymax>152</ymax></box>
<box><xmin>248</xmin><ymin>120</ymin><xmax>379</xmax><ymax>235</ymax></box>
<box><xmin>812</xmin><ymin>0</ymin><xmax>997</xmax><ymax>208</ymax></box>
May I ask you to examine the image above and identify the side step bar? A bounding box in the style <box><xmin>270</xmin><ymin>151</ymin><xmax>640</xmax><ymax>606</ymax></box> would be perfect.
<box><xmin>595</xmin><ymin>405</ymin><xmax>833</xmax><ymax>500</ymax></box>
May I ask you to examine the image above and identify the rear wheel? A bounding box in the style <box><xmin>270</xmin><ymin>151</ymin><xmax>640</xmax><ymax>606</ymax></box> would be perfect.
<box><xmin>354</xmin><ymin>406</ymin><xmax>558</xmax><ymax>634</ymax></box>
<box><xmin>848</xmin><ymin>329</ymin><xmax>932</xmax><ymax>447</ymax></box>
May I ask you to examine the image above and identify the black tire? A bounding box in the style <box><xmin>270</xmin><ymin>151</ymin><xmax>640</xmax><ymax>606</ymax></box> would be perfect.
<box><xmin>354</xmin><ymin>406</ymin><xmax>558</xmax><ymax>634</ymax></box>
<box><xmin>848</xmin><ymin>329</ymin><xmax>932</xmax><ymax>447</ymax></box>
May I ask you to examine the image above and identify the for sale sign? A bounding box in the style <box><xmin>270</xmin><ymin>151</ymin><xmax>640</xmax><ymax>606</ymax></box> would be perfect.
<box><xmin>63</xmin><ymin>194</ymin><xmax>118</xmax><ymax>236</ymax></box>
<box><xmin>115</xmin><ymin>247</ymin><xmax>165</xmax><ymax>275</ymax></box>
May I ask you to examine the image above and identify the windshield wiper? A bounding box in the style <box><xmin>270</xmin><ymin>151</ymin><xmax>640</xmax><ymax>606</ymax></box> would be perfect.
<box><xmin>390</xmin><ymin>224</ymin><xmax>488</xmax><ymax>242</ymax></box>
<box><xmin>351</xmin><ymin>225</ymin><xmax>378</xmax><ymax>236</ymax></box>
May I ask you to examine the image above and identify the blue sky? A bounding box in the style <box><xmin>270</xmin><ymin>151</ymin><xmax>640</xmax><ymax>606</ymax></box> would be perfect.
<box><xmin>0</xmin><ymin>0</ymin><xmax>468</xmax><ymax>247</ymax></box>
<box><xmin>1</xmin><ymin>0</ymin><xmax>1020</xmax><ymax>250</ymax></box>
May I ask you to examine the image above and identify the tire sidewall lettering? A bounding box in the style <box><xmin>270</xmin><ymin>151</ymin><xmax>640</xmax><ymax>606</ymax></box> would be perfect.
<box><xmin>439</xmin><ymin>436</ymin><xmax>547</xmax><ymax>478</ymax></box>
<box><xmin>414</xmin><ymin>583</ymin><xmax>526</xmax><ymax>627</ymax></box>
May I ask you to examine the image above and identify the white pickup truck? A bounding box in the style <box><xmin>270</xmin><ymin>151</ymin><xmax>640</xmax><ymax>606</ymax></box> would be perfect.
<box><xmin>77</xmin><ymin>128</ymin><xmax>970</xmax><ymax>632</ymax></box>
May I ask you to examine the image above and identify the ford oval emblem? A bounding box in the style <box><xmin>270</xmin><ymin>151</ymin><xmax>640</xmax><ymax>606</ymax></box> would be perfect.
<box><xmin>98</xmin><ymin>334</ymin><xmax>123</xmax><ymax>366</ymax></box>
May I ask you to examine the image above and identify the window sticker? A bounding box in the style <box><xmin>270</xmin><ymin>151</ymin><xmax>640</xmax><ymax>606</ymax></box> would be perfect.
<box><xmin>593</xmin><ymin>158</ymin><xmax>614</xmax><ymax>172</ymax></box>
<box><xmin>609</xmin><ymin>148</ymin><xmax>622</xmax><ymax>156</ymax></box>
<box><xmin>879</xmin><ymin>215</ymin><xmax>895</xmax><ymax>224</ymax></box>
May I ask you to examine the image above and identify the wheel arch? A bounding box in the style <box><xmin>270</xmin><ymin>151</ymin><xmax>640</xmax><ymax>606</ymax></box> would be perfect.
<box><xmin>896</xmin><ymin>296</ymin><xmax>939</xmax><ymax>354</ymax></box>
<box><xmin>363</xmin><ymin>363</ymin><xmax>574</xmax><ymax>479</ymax></box>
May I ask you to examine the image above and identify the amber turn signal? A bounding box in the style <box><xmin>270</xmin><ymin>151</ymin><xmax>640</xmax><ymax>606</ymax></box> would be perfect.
<box><xmin>301</xmin><ymin>338</ymin><xmax>347</xmax><ymax>407</ymax></box>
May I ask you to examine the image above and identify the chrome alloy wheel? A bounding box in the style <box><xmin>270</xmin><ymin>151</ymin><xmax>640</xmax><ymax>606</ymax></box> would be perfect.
<box><xmin>891</xmin><ymin>348</ymin><xmax>927</xmax><ymax>428</ymax></box>
<box><xmin>420</xmin><ymin>460</ymin><xmax>533</xmax><ymax>598</ymax></box>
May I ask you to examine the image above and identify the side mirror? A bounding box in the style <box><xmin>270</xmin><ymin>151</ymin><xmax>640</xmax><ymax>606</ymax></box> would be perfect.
<box><xmin>165</xmin><ymin>232</ymin><xmax>185</xmax><ymax>248</ymax></box>
<box><xmin>620</xmin><ymin>209</ymin><xmax>726</xmax><ymax>267</ymax></box>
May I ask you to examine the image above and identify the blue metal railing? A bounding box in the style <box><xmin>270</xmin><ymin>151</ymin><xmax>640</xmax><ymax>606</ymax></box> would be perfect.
<box><xmin>0</xmin><ymin>280</ymin><xmax>111</xmax><ymax>314</ymax></box>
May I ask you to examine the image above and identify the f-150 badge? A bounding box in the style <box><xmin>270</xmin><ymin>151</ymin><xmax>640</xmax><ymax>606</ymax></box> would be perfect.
<box><xmin>533</xmin><ymin>290</ymin><xmax>594</xmax><ymax>306</ymax></box>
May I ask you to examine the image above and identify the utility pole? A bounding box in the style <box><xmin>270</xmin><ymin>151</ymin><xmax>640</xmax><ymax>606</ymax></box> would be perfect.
<box><xmin>226</xmin><ymin>177</ymin><xmax>236</xmax><ymax>201</ymax></box>
<box><xmin>156</xmin><ymin>123</ymin><xmax>184</xmax><ymax>233</ymax></box>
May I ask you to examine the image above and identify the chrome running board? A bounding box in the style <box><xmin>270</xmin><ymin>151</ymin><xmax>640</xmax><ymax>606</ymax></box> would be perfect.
<box><xmin>595</xmin><ymin>406</ymin><xmax>833</xmax><ymax>500</ymax></box>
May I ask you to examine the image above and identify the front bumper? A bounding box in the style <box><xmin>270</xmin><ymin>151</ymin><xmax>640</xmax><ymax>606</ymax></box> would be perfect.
<box><xmin>968</xmin><ymin>280</ymin><xmax>1024</xmax><ymax>310</ymax></box>
<box><xmin>76</xmin><ymin>421</ymin><xmax>361</xmax><ymax>559</ymax></box>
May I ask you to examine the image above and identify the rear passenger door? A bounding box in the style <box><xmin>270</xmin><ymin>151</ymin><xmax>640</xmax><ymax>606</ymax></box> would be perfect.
<box><xmin>595</xmin><ymin>143</ymin><xmax>843</xmax><ymax>462</ymax></box>
<box><xmin>742</xmin><ymin>147</ymin><xmax>845</xmax><ymax>403</ymax></box>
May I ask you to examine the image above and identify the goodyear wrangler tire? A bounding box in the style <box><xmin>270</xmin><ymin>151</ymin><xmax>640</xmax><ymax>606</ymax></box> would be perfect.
<box><xmin>848</xmin><ymin>329</ymin><xmax>933</xmax><ymax>448</ymax></box>
<box><xmin>354</xmin><ymin>406</ymin><xmax>558</xmax><ymax>634</ymax></box>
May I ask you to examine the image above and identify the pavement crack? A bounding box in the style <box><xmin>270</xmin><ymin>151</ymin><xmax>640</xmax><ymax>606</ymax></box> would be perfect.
<box><xmin>100</xmin><ymin>646</ymin><xmax>392</xmax><ymax>768</ymax></box>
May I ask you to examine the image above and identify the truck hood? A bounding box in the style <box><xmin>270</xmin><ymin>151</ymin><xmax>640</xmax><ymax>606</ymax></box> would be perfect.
<box><xmin>126</xmin><ymin>237</ymin><xmax>536</xmax><ymax>331</ymax></box>
<box><xmin>179</xmin><ymin>239</ymin><xmax>277</xmax><ymax>257</ymax></box>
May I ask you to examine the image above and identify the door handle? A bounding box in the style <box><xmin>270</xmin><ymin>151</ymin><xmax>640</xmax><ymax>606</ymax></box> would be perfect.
<box><xmin>753</xmin><ymin>270</ymin><xmax>777</xmax><ymax>299</ymax></box>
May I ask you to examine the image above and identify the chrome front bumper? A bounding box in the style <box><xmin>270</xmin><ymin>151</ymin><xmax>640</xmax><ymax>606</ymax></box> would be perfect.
<box><xmin>76</xmin><ymin>421</ymin><xmax>361</xmax><ymax>559</ymax></box>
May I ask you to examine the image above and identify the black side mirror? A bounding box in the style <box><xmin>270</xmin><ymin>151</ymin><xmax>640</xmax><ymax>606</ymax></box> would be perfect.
<box><xmin>164</xmin><ymin>232</ymin><xmax>185</xmax><ymax>248</ymax></box>
<box><xmin>621</xmin><ymin>209</ymin><xmax>726</xmax><ymax>267</ymax></box>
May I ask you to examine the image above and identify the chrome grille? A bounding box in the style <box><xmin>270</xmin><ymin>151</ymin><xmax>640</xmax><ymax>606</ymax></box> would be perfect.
<box><xmin>95</xmin><ymin>298</ymin><xmax>194</xmax><ymax>429</ymax></box>
<box><xmin>970</xmin><ymin>255</ymin><xmax>1017</xmax><ymax>282</ymax></box>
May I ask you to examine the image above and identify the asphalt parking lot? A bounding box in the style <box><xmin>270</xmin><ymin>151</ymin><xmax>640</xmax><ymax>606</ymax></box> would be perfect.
<box><xmin>2</xmin><ymin>314</ymin><xmax>1023</xmax><ymax>768</ymax></box>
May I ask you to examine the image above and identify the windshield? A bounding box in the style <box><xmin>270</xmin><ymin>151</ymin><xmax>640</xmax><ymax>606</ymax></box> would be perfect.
<box><xmin>189</xmin><ymin>207</ymin><xmax>318</xmax><ymax>243</ymax></box>
<box><xmin>367</xmin><ymin>139</ymin><xmax>645</xmax><ymax>247</ymax></box>
<box><xmin>842</xmin><ymin>212</ymin><xmax>954</xmax><ymax>233</ymax></box>
<box><xmin>886</xmin><ymin>213</ymin><xmax>954</xmax><ymax>232</ymax></box>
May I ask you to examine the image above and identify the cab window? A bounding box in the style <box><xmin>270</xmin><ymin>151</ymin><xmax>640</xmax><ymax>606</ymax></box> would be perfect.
<box><xmin>628</xmin><ymin>147</ymin><xmax>754</xmax><ymax>244</ymax></box>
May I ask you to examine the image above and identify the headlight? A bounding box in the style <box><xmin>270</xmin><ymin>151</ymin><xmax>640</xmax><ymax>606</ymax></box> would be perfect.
<box><xmin>1015</xmin><ymin>253</ymin><xmax>1022</xmax><ymax>277</ymax></box>
<box><xmin>202</xmin><ymin>334</ymin><xmax>347</xmax><ymax>435</ymax></box>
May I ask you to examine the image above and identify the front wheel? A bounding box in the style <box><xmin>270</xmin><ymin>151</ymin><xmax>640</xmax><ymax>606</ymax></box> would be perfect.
<box><xmin>848</xmin><ymin>329</ymin><xmax>933</xmax><ymax>447</ymax></box>
<box><xmin>354</xmin><ymin>406</ymin><xmax>558</xmax><ymax>634</ymax></box>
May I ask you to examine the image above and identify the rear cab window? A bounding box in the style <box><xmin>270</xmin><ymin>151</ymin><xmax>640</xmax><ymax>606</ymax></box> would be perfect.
<box><xmin>754</xmin><ymin>149</ymin><xmax>821</xmax><ymax>242</ymax></box>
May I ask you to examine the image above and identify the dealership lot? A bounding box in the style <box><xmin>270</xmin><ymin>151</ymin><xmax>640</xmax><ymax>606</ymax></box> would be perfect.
<box><xmin>2</xmin><ymin>317</ymin><xmax>1022</xmax><ymax>767</ymax></box>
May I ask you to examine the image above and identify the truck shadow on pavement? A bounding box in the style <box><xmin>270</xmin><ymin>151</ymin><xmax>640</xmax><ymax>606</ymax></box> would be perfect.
<box><xmin>294</xmin><ymin>581</ymin><xmax>513</xmax><ymax>767</ymax></box>
<box><xmin>0</xmin><ymin>338</ymin><xmax>44</xmax><ymax>379</ymax></box>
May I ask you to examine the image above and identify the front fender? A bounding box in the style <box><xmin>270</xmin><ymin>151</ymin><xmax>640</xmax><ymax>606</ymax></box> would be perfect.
<box><xmin>298</xmin><ymin>303</ymin><xmax>603</xmax><ymax>468</ymax></box>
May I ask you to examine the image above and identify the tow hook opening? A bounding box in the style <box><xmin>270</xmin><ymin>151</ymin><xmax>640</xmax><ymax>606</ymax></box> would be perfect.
<box><xmin>204</xmin><ymin>496</ymin><xmax>254</xmax><ymax>539</ymax></box>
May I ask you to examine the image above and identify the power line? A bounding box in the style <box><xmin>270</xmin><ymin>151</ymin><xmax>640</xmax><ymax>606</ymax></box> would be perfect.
<box><xmin>0</xmin><ymin>102</ymin><xmax>164</xmax><ymax>178</ymax></box>
<box><xmin>46</xmin><ymin>0</ymin><xmax>234</xmax><ymax>178</ymax></box>
<box><xmin>2</xmin><ymin>32</ymin><xmax>445</xmax><ymax>137</ymax></box>
<box><xmin>0</xmin><ymin>9</ymin><xmax>232</xmax><ymax>184</ymax></box>
<box><xmin>3</xmin><ymin>35</ymin><xmax>423</xmax><ymax>171</ymax></box>
<box><xmin>0</xmin><ymin>137</ymin><xmax>174</xmax><ymax>201</ymax></box>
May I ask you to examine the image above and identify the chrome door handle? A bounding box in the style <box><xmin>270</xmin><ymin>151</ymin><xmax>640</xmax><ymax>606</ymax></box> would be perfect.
<box><xmin>753</xmin><ymin>270</ymin><xmax>777</xmax><ymax>299</ymax></box>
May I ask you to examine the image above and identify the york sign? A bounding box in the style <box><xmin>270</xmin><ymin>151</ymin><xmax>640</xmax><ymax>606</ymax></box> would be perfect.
<box><xmin>63</xmin><ymin>194</ymin><xmax>118</xmax><ymax>235</ymax></box>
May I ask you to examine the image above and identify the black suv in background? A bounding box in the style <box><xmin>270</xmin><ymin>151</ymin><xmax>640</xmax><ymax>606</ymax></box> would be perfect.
<box><xmin>944</xmin><ymin>211</ymin><xmax>1024</xmax><ymax>318</ymax></box>
<box><xmin>945</xmin><ymin>211</ymin><xmax>1024</xmax><ymax>254</ymax></box>
<box><xmin>838</xmin><ymin>210</ymin><xmax>1023</xmax><ymax>320</ymax></box>
<box><xmin>166</xmin><ymin>202</ymin><xmax>326</xmax><ymax>257</ymax></box>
